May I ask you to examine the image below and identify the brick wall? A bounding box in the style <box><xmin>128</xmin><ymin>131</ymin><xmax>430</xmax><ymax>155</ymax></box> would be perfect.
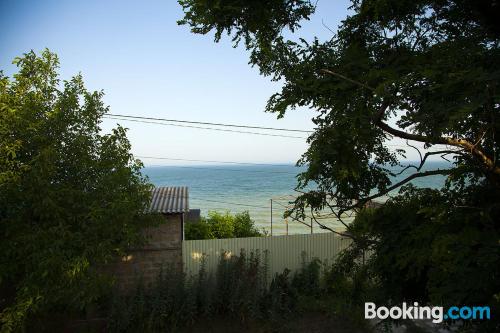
<box><xmin>105</xmin><ymin>214</ymin><xmax>183</xmax><ymax>290</ymax></box>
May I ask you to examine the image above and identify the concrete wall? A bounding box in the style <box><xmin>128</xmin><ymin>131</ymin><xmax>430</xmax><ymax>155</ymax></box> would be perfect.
<box><xmin>107</xmin><ymin>214</ymin><xmax>183</xmax><ymax>290</ymax></box>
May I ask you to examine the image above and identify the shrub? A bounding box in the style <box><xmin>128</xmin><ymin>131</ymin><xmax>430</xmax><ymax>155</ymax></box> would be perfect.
<box><xmin>292</xmin><ymin>252</ymin><xmax>321</xmax><ymax>296</ymax></box>
<box><xmin>185</xmin><ymin>211</ymin><xmax>263</xmax><ymax>240</ymax></box>
<box><xmin>107</xmin><ymin>267</ymin><xmax>194</xmax><ymax>332</ymax></box>
<box><xmin>0</xmin><ymin>50</ymin><xmax>158</xmax><ymax>332</ymax></box>
<box><xmin>326</xmin><ymin>184</ymin><xmax>500</xmax><ymax>332</ymax></box>
<box><xmin>106</xmin><ymin>250</ymin><xmax>320</xmax><ymax>332</ymax></box>
<box><xmin>213</xmin><ymin>250</ymin><xmax>267</xmax><ymax>321</ymax></box>
<box><xmin>261</xmin><ymin>269</ymin><xmax>297</xmax><ymax>322</ymax></box>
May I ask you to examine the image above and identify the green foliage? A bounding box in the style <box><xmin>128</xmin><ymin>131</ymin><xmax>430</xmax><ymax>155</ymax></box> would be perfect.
<box><xmin>179</xmin><ymin>2</ymin><xmax>500</xmax><ymax>331</ymax></box>
<box><xmin>0</xmin><ymin>50</ymin><xmax>158</xmax><ymax>331</ymax></box>
<box><xmin>108</xmin><ymin>250</ymin><xmax>303</xmax><ymax>332</ymax></box>
<box><xmin>107</xmin><ymin>249</ymin><xmax>376</xmax><ymax>332</ymax></box>
<box><xmin>178</xmin><ymin>0</ymin><xmax>314</xmax><ymax>48</ymax></box>
<box><xmin>185</xmin><ymin>210</ymin><xmax>263</xmax><ymax>240</ymax></box>
<box><xmin>291</xmin><ymin>253</ymin><xmax>321</xmax><ymax>296</ymax></box>
<box><xmin>321</xmin><ymin>246</ymin><xmax>371</xmax><ymax>319</ymax></box>
<box><xmin>179</xmin><ymin>0</ymin><xmax>500</xmax><ymax>213</ymax></box>
<box><xmin>213</xmin><ymin>250</ymin><xmax>268</xmax><ymax>320</ymax></box>
<box><xmin>261</xmin><ymin>269</ymin><xmax>297</xmax><ymax>322</ymax></box>
<box><xmin>184</xmin><ymin>217</ymin><xmax>211</xmax><ymax>240</ymax></box>
<box><xmin>339</xmin><ymin>183</ymin><xmax>500</xmax><ymax>331</ymax></box>
<box><xmin>108</xmin><ymin>267</ymin><xmax>192</xmax><ymax>332</ymax></box>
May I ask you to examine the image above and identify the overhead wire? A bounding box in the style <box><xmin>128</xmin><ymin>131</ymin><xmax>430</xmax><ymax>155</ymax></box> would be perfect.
<box><xmin>104</xmin><ymin>114</ymin><xmax>451</xmax><ymax>235</ymax></box>
<box><xmin>143</xmin><ymin>164</ymin><xmax>299</xmax><ymax>175</ymax></box>
<box><xmin>103</xmin><ymin>116</ymin><xmax>308</xmax><ymax>139</ymax></box>
<box><xmin>155</xmin><ymin>193</ymin><xmax>284</xmax><ymax>211</ymax></box>
<box><xmin>107</xmin><ymin>114</ymin><xmax>454</xmax><ymax>218</ymax></box>
<box><xmin>104</xmin><ymin>114</ymin><xmax>461</xmax><ymax>153</ymax></box>
<box><xmin>136</xmin><ymin>155</ymin><xmax>296</xmax><ymax>167</ymax></box>
<box><xmin>105</xmin><ymin>113</ymin><xmax>312</xmax><ymax>133</ymax></box>
<box><xmin>190</xmin><ymin>197</ymin><xmax>273</xmax><ymax>210</ymax></box>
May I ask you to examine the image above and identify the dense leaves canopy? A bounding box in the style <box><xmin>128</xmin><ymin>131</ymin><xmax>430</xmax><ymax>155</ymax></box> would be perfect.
<box><xmin>0</xmin><ymin>50</ymin><xmax>157</xmax><ymax>331</ymax></box>
<box><xmin>185</xmin><ymin>211</ymin><xmax>263</xmax><ymax>240</ymax></box>
<box><xmin>343</xmin><ymin>183</ymin><xmax>500</xmax><ymax>330</ymax></box>
<box><xmin>179</xmin><ymin>1</ymin><xmax>500</xmax><ymax>331</ymax></box>
<box><xmin>179</xmin><ymin>0</ymin><xmax>500</xmax><ymax>221</ymax></box>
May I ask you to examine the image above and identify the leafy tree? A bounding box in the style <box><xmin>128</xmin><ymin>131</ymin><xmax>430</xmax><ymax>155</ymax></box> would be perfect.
<box><xmin>0</xmin><ymin>50</ymin><xmax>157</xmax><ymax>331</ymax></box>
<box><xmin>178</xmin><ymin>0</ymin><xmax>499</xmax><ymax>226</ymax></box>
<box><xmin>342</xmin><ymin>183</ymin><xmax>500</xmax><ymax>330</ymax></box>
<box><xmin>178</xmin><ymin>1</ymin><xmax>500</xmax><ymax>330</ymax></box>
<box><xmin>233</xmin><ymin>210</ymin><xmax>262</xmax><ymax>237</ymax></box>
<box><xmin>185</xmin><ymin>211</ymin><xmax>262</xmax><ymax>240</ymax></box>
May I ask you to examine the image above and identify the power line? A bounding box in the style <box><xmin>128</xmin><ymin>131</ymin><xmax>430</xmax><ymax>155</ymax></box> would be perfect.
<box><xmin>157</xmin><ymin>193</ymin><xmax>348</xmax><ymax>228</ymax></box>
<box><xmin>144</xmin><ymin>164</ymin><xmax>298</xmax><ymax>175</ymax></box>
<box><xmin>104</xmin><ymin>116</ymin><xmax>307</xmax><ymax>139</ymax></box>
<box><xmin>196</xmin><ymin>207</ymin><xmax>256</xmax><ymax>211</ymax></box>
<box><xmin>153</xmin><ymin>192</ymin><xmax>281</xmax><ymax>210</ymax></box>
<box><xmin>191</xmin><ymin>197</ymin><xmax>279</xmax><ymax>210</ymax></box>
<box><xmin>136</xmin><ymin>155</ymin><xmax>298</xmax><ymax>167</ymax></box>
<box><xmin>104</xmin><ymin>115</ymin><xmax>460</xmax><ymax>151</ymax></box>
<box><xmin>105</xmin><ymin>113</ymin><xmax>312</xmax><ymax>133</ymax></box>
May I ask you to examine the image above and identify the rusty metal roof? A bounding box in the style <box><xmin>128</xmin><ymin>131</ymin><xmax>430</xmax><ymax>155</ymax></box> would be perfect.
<box><xmin>149</xmin><ymin>186</ymin><xmax>189</xmax><ymax>214</ymax></box>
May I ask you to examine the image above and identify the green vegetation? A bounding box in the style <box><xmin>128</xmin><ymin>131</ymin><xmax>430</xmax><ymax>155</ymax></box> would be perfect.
<box><xmin>0</xmin><ymin>50</ymin><xmax>158</xmax><ymax>331</ymax></box>
<box><xmin>178</xmin><ymin>1</ymin><xmax>500</xmax><ymax>331</ymax></box>
<box><xmin>185</xmin><ymin>211</ymin><xmax>263</xmax><ymax>240</ymax></box>
<box><xmin>345</xmin><ymin>184</ymin><xmax>500</xmax><ymax>331</ymax></box>
<box><xmin>178</xmin><ymin>0</ymin><xmax>499</xmax><ymax>207</ymax></box>
<box><xmin>107</xmin><ymin>251</ymin><xmax>371</xmax><ymax>333</ymax></box>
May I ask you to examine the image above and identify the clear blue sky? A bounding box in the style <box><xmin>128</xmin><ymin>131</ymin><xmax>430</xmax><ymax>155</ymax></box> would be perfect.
<box><xmin>1</xmin><ymin>0</ymin><xmax>422</xmax><ymax>164</ymax></box>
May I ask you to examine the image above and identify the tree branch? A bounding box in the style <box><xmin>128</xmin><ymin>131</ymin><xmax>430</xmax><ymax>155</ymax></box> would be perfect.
<box><xmin>321</xmin><ymin>68</ymin><xmax>500</xmax><ymax>176</ymax></box>
<box><xmin>376</xmin><ymin>118</ymin><xmax>500</xmax><ymax>176</ymax></box>
<box><xmin>309</xmin><ymin>208</ymin><xmax>354</xmax><ymax>239</ymax></box>
<box><xmin>339</xmin><ymin>168</ymin><xmax>454</xmax><ymax>215</ymax></box>
<box><xmin>321</xmin><ymin>69</ymin><xmax>375</xmax><ymax>92</ymax></box>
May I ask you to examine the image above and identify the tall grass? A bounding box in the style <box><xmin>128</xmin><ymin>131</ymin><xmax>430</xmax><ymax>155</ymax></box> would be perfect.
<box><xmin>106</xmin><ymin>250</ymin><xmax>371</xmax><ymax>332</ymax></box>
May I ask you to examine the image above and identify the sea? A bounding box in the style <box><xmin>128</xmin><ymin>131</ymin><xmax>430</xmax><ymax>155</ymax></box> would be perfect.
<box><xmin>143</xmin><ymin>161</ymin><xmax>451</xmax><ymax>235</ymax></box>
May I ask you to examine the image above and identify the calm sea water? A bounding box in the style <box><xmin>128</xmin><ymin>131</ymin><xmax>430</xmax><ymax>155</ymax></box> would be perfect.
<box><xmin>143</xmin><ymin>161</ymin><xmax>450</xmax><ymax>235</ymax></box>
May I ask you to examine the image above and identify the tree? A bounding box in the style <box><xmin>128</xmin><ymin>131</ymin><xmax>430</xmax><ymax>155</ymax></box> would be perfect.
<box><xmin>178</xmin><ymin>0</ymin><xmax>500</xmax><ymax>229</ymax></box>
<box><xmin>185</xmin><ymin>211</ymin><xmax>262</xmax><ymax>240</ymax></box>
<box><xmin>0</xmin><ymin>50</ymin><xmax>157</xmax><ymax>331</ymax></box>
<box><xmin>340</xmin><ymin>183</ymin><xmax>500</xmax><ymax>330</ymax></box>
<box><xmin>178</xmin><ymin>1</ymin><xmax>500</xmax><ymax>330</ymax></box>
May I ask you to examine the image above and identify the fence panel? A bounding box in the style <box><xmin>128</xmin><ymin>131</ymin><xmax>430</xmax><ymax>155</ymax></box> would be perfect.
<box><xmin>182</xmin><ymin>233</ymin><xmax>352</xmax><ymax>278</ymax></box>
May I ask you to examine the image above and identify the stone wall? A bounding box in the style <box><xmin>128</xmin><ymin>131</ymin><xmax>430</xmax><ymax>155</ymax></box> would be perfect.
<box><xmin>106</xmin><ymin>214</ymin><xmax>183</xmax><ymax>290</ymax></box>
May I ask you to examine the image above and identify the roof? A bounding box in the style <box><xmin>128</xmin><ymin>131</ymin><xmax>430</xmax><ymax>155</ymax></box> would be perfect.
<box><xmin>148</xmin><ymin>186</ymin><xmax>189</xmax><ymax>214</ymax></box>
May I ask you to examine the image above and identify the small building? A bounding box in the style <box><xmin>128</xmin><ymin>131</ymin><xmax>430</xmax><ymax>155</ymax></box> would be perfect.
<box><xmin>147</xmin><ymin>186</ymin><xmax>189</xmax><ymax>241</ymax></box>
<box><xmin>186</xmin><ymin>208</ymin><xmax>201</xmax><ymax>223</ymax></box>
<box><xmin>109</xmin><ymin>186</ymin><xmax>189</xmax><ymax>289</ymax></box>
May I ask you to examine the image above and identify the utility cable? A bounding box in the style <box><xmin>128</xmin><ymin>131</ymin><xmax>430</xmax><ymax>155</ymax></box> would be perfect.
<box><xmin>105</xmin><ymin>113</ymin><xmax>312</xmax><ymax>133</ymax></box>
<box><xmin>104</xmin><ymin>116</ymin><xmax>307</xmax><ymax>139</ymax></box>
<box><xmin>144</xmin><ymin>164</ymin><xmax>298</xmax><ymax>175</ymax></box>
<box><xmin>137</xmin><ymin>155</ymin><xmax>297</xmax><ymax>167</ymax></box>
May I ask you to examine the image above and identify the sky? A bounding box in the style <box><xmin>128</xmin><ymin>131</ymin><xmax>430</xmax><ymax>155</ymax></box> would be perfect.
<box><xmin>0</xmin><ymin>0</ymin><xmax>424</xmax><ymax>165</ymax></box>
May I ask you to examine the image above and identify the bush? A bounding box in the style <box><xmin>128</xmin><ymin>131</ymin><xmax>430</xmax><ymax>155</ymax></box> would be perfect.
<box><xmin>185</xmin><ymin>211</ymin><xmax>263</xmax><ymax>240</ymax></box>
<box><xmin>106</xmin><ymin>250</ymin><xmax>326</xmax><ymax>332</ymax></box>
<box><xmin>328</xmin><ymin>184</ymin><xmax>500</xmax><ymax>332</ymax></box>
<box><xmin>262</xmin><ymin>269</ymin><xmax>297</xmax><ymax>322</ymax></box>
<box><xmin>107</xmin><ymin>267</ymin><xmax>193</xmax><ymax>332</ymax></box>
<box><xmin>292</xmin><ymin>253</ymin><xmax>321</xmax><ymax>296</ymax></box>
<box><xmin>0</xmin><ymin>50</ymin><xmax>158</xmax><ymax>332</ymax></box>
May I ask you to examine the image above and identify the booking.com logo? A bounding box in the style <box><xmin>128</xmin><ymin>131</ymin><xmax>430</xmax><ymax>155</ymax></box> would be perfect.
<box><xmin>365</xmin><ymin>302</ymin><xmax>491</xmax><ymax>323</ymax></box>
